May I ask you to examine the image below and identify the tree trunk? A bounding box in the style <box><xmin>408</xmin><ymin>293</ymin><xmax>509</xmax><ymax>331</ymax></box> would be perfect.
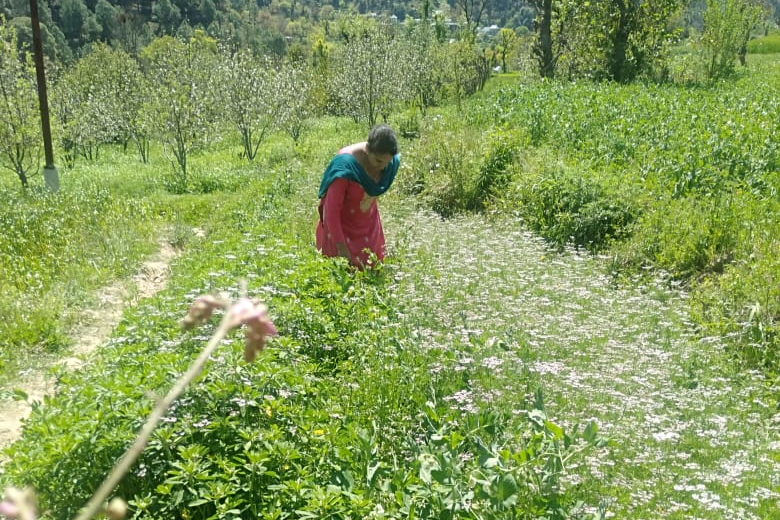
<box><xmin>533</xmin><ymin>0</ymin><xmax>555</xmax><ymax>79</ymax></box>
<box><xmin>609</xmin><ymin>0</ymin><xmax>632</xmax><ymax>83</ymax></box>
<box><xmin>16</xmin><ymin>167</ymin><xmax>28</xmax><ymax>190</ymax></box>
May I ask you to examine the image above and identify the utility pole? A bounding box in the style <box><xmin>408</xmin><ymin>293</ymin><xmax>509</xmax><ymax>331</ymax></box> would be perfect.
<box><xmin>29</xmin><ymin>0</ymin><xmax>59</xmax><ymax>191</ymax></box>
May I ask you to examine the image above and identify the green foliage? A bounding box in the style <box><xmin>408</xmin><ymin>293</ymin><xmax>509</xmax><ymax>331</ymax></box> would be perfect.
<box><xmin>508</xmin><ymin>162</ymin><xmax>637</xmax><ymax>252</ymax></box>
<box><xmin>434</xmin><ymin>61</ymin><xmax>778</xmax><ymax>368</ymax></box>
<box><xmin>2</xmin><ymin>69</ymin><xmax>779</xmax><ymax>517</ymax></box>
<box><xmin>0</xmin><ymin>180</ymin><xmax>158</xmax><ymax>375</ymax></box>
<box><xmin>0</xmin><ymin>16</ymin><xmax>40</xmax><ymax>189</ymax></box>
<box><xmin>396</xmin><ymin>119</ymin><xmax>483</xmax><ymax>217</ymax></box>
<box><xmin>51</xmin><ymin>43</ymin><xmax>146</xmax><ymax>165</ymax></box>
<box><xmin>700</xmin><ymin>0</ymin><xmax>765</xmax><ymax>80</ymax></box>
<box><xmin>495</xmin><ymin>27</ymin><xmax>517</xmax><ymax>72</ymax></box>
<box><xmin>482</xmin><ymin>79</ymin><xmax>779</xmax><ymax>198</ymax></box>
<box><xmin>442</xmin><ymin>39</ymin><xmax>491</xmax><ymax>104</ymax></box>
<box><xmin>746</xmin><ymin>29</ymin><xmax>780</xmax><ymax>53</ymax></box>
<box><xmin>1</xmin><ymin>156</ymin><xmax>598</xmax><ymax>520</ymax></box>
<box><xmin>470</xmin><ymin>128</ymin><xmax>522</xmax><ymax>211</ymax></box>
<box><xmin>612</xmin><ymin>194</ymin><xmax>740</xmax><ymax>279</ymax></box>
<box><xmin>689</xmin><ymin>201</ymin><xmax>780</xmax><ymax>370</ymax></box>
<box><xmin>532</xmin><ymin>0</ymin><xmax>684</xmax><ymax>81</ymax></box>
<box><xmin>58</xmin><ymin>0</ymin><xmax>99</xmax><ymax>49</ymax></box>
<box><xmin>141</xmin><ymin>33</ymin><xmax>221</xmax><ymax>192</ymax></box>
<box><xmin>398</xmin><ymin>21</ymin><xmax>446</xmax><ymax>113</ymax></box>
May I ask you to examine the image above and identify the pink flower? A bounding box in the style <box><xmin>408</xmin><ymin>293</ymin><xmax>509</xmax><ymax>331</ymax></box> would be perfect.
<box><xmin>0</xmin><ymin>487</ymin><xmax>35</xmax><ymax>520</ymax></box>
<box><xmin>227</xmin><ymin>298</ymin><xmax>278</xmax><ymax>362</ymax></box>
<box><xmin>182</xmin><ymin>294</ymin><xmax>277</xmax><ymax>363</ymax></box>
<box><xmin>181</xmin><ymin>295</ymin><xmax>225</xmax><ymax>330</ymax></box>
<box><xmin>0</xmin><ymin>500</ymin><xmax>19</xmax><ymax>519</ymax></box>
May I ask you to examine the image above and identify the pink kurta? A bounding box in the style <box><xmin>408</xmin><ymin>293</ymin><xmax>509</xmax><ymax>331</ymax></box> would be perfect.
<box><xmin>316</xmin><ymin>177</ymin><xmax>385</xmax><ymax>267</ymax></box>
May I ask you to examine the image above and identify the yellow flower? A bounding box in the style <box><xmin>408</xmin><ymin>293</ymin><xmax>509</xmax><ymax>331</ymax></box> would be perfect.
<box><xmin>313</xmin><ymin>429</ymin><xmax>325</xmax><ymax>435</ymax></box>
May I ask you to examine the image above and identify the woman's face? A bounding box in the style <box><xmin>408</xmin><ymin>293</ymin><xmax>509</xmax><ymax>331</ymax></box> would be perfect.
<box><xmin>366</xmin><ymin>151</ymin><xmax>393</xmax><ymax>172</ymax></box>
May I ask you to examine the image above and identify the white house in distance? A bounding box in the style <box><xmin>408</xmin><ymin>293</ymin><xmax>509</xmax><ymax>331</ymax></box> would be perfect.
<box><xmin>479</xmin><ymin>24</ymin><xmax>500</xmax><ymax>37</ymax></box>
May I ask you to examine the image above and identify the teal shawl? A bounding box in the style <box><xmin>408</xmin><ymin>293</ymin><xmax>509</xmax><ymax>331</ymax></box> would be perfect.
<box><xmin>318</xmin><ymin>153</ymin><xmax>400</xmax><ymax>198</ymax></box>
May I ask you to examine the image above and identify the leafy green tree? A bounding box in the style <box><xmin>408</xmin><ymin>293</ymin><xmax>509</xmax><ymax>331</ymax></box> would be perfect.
<box><xmin>113</xmin><ymin>11</ymin><xmax>154</xmax><ymax>54</ymax></box>
<box><xmin>259</xmin><ymin>24</ymin><xmax>286</xmax><ymax>57</ymax></box>
<box><xmin>530</xmin><ymin>0</ymin><xmax>682</xmax><ymax>81</ymax></box>
<box><xmin>217</xmin><ymin>48</ymin><xmax>284</xmax><ymax>161</ymax></box>
<box><xmin>59</xmin><ymin>0</ymin><xmax>101</xmax><ymax>49</ymax></box>
<box><xmin>701</xmin><ymin>0</ymin><xmax>766</xmax><ymax>80</ymax></box>
<box><xmin>496</xmin><ymin>26</ymin><xmax>516</xmax><ymax>72</ymax></box>
<box><xmin>141</xmin><ymin>32</ymin><xmax>220</xmax><ymax>190</ymax></box>
<box><xmin>329</xmin><ymin>18</ymin><xmax>408</xmax><ymax>127</ymax></box>
<box><xmin>152</xmin><ymin>0</ymin><xmax>182</xmax><ymax>33</ymax></box>
<box><xmin>94</xmin><ymin>0</ymin><xmax>120</xmax><ymax>42</ymax></box>
<box><xmin>0</xmin><ymin>16</ymin><xmax>40</xmax><ymax>189</ymax></box>
<box><xmin>603</xmin><ymin>0</ymin><xmax>683</xmax><ymax>82</ymax></box>
<box><xmin>10</xmin><ymin>15</ymin><xmax>71</xmax><ymax>62</ymax></box>
<box><xmin>529</xmin><ymin>0</ymin><xmax>560</xmax><ymax>78</ymax></box>
<box><xmin>443</xmin><ymin>38</ymin><xmax>487</xmax><ymax>107</ymax></box>
<box><xmin>196</xmin><ymin>0</ymin><xmax>217</xmax><ymax>27</ymax></box>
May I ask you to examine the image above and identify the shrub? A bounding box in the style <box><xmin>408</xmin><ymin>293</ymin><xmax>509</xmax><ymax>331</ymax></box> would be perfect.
<box><xmin>469</xmin><ymin>128</ymin><xmax>522</xmax><ymax>211</ymax></box>
<box><xmin>611</xmin><ymin>195</ymin><xmax>739</xmax><ymax>279</ymax></box>
<box><xmin>397</xmin><ymin>120</ymin><xmax>482</xmax><ymax>217</ymax></box>
<box><xmin>391</xmin><ymin>107</ymin><xmax>421</xmax><ymax>139</ymax></box>
<box><xmin>510</xmin><ymin>163</ymin><xmax>637</xmax><ymax>252</ymax></box>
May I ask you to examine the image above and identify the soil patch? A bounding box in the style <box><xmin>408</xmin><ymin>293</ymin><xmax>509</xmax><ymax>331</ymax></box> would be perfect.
<box><xmin>0</xmin><ymin>237</ymin><xmax>178</xmax><ymax>456</ymax></box>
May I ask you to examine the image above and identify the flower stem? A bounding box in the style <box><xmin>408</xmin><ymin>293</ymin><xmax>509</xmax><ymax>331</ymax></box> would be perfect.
<box><xmin>74</xmin><ymin>316</ymin><xmax>233</xmax><ymax>520</ymax></box>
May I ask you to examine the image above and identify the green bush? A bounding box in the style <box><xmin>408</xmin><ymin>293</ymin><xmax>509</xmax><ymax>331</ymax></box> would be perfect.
<box><xmin>398</xmin><ymin>121</ymin><xmax>524</xmax><ymax>217</ymax></box>
<box><xmin>612</xmin><ymin>195</ymin><xmax>739</xmax><ymax>279</ymax></box>
<box><xmin>397</xmin><ymin>121</ymin><xmax>483</xmax><ymax>217</ymax></box>
<box><xmin>469</xmin><ymin>128</ymin><xmax>522</xmax><ymax>211</ymax></box>
<box><xmin>509</xmin><ymin>164</ymin><xmax>637</xmax><ymax>252</ymax></box>
<box><xmin>391</xmin><ymin>107</ymin><xmax>422</xmax><ymax>139</ymax></box>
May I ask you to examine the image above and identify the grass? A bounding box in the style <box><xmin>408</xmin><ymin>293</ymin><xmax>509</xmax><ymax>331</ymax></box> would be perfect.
<box><xmin>747</xmin><ymin>32</ymin><xmax>780</xmax><ymax>54</ymax></box>
<box><xmin>0</xmin><ymin>174</ymin><xmax>161</xmax><ymax>377</ymax></box>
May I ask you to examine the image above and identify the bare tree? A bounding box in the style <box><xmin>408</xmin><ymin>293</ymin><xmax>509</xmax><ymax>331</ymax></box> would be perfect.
<box><xmin>329</xmin><ymin>19</ymin><xmax>408</xmax><ymax>127</ymax></box>
<box><xmin>457</xmin><ymin>0</ymin><xmax>491</xmax><ymax>34</ymax></box>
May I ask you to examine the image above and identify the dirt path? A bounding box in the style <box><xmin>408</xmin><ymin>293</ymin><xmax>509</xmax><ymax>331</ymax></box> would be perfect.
<box><xmin>0</xmin><ymin>237</ymin><xmax>178</xmax><ymax>455</ymax></box>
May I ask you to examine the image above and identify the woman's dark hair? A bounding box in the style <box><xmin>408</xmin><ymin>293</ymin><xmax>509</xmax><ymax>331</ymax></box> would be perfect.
<box><xmin>367</xmin><ymin>124</ymin><xmax>398</xmax><ymax>155</ymax></box>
